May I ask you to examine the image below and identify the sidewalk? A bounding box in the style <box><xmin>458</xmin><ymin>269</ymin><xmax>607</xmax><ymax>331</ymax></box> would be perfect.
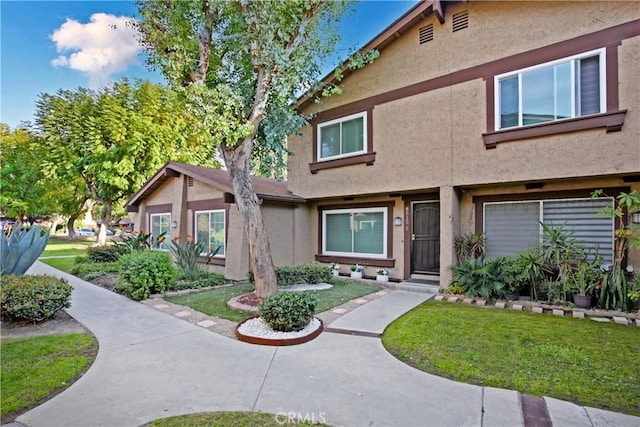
<box><xmin>13</xmin><ymin>262</ymin><xmax>640</xmax><ymax>427</ymax></box>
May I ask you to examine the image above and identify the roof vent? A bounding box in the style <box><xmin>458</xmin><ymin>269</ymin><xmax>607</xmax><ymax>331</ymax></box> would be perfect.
<box><xmin>187</xmin><ymin>176</ymin><xmax>194</xmax><ymax>187</ymax></box>
<box><xmin>452</xmin><ymin>11</ymin><xmax>468</xmax><ymax>32</ymax></box>
<box><xmin>419</xmin><ymin>24</ymin><xmax>433</xmax><ymax>44</ymax></box>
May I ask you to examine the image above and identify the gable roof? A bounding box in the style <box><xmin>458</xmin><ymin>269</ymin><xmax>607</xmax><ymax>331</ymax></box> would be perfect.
<box><xmin>298</xmin><ymin>0</ymin><xmax>438</xmax><ymax>110</ymax></box>
<box><xmin>126</xmin><ymin>162</ymin><xmax>305</xmax><ymax>212</ymax></box>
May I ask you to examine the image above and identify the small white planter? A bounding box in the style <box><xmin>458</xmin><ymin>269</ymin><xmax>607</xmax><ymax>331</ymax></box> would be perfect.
<box><xmin>350</xmin><ymin>271</ymin><xmax>363</xmax><ymax>279</ymax></box>
<box><xmin>332</xmin><ymin>270</ymin><xmax>339</xmax><ymax>277</ymax></box>
<box><xmin>376</xmin><ymin>275</ymin><xmax>389</xmax><ymax>282</ymax></box>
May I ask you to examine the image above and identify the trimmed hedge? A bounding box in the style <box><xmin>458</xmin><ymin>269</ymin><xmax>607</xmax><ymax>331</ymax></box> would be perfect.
<box><xmin>259</xmin><ymin>291</ymin><xmax>316</xmax><ymax>332</ymax></box>
<box><xmin>248</xmin><ymin>263</ymin><xmax>331</xmax><ymax>286</ymax></box>
<box><xmin>87</xmin><ymin>245</ymin><xmax>129</xmax><ymax>263</ymax></box>
<box><xmin>0</xmin><ymin>275</ymin><xmax>73</xmax><ymax>322</ymax></box>
<box><xmin>117</xmin><ymin>251</ymin><xmax>176</xmax><ymax>300</ymax></box>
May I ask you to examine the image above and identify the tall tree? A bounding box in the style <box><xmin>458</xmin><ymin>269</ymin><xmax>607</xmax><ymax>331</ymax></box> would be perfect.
<box><xmin>0</xmin><ymin>124</ymin><xmax>55</xmax><ymax>222</ymax></box>
<box><xmin>36</xmin><ymin>80</ymin><xmax>217</xmax><ymax>245</ymax></box>
<box><xmin>136</xmin><ymin>0</ymin><xmax>349</xmax><ymax>298</ymax></box>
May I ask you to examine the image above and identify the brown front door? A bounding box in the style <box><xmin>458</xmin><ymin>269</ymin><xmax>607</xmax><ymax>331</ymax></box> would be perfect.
<box><xmin>411</xmin><ymin>202</ymin><xmax>440</xmax><ymax>274</ymax></box>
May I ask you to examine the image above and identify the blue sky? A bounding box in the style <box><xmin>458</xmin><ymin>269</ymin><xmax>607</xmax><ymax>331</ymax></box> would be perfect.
<box><xmin>1</xmin><ymin>1</ymin><xmax>417</xmax><ymax>129</ymax></box>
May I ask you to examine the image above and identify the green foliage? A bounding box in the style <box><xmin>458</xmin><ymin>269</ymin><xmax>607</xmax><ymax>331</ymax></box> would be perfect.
<box><xmin>247</xmin><ymin>263</ymin><xmax>331</xmax><ymax>286</ymax></box>
<box><xmin>259</xmin><ymin>291</ymin><xmax>317</xmax><ymax>332</ymax></box>
<box><xmin>69</xmin><ymin>260</ymin><xmax>120</xmax><ymax>278</ymax></box>
<box><xmin>87</xmin><ymin>245</ymin><xmax>128</xmax><ymax>263</ymax></box>
<box><xmin>1</xmin><ymin>223</ymin><xmax>50</xmax><ymax>276</ymax></box>
<box><xmin>35</xmin><ymin>80</ymin><xmax>219</xmax><ymax>244</ymax></box>
<box><xmin>0</xmin><ymin>275</ymin><xmax>72</xmax><ymax>322</ymax></box>
<box><xmin>567</xmin><ymin>261</ymin><xmax>604</xmax><ymax>296</ymax></box>
<box><xmin>453</xmin><ymin>232</ymin><xmax>485</xmax><ymax>263</ymax></box>
<box><xmin>118</xmin><ymin>251</ymin><xmax>176</xmax><ymax>300</ymax></box>
<box><xmin>169</xmin><ymin>238</ymin><xmax>221</xmax><ymax>282</ymax></box>
<box><xmin>173</xmin><ymin>272</ymin><xmax>227</xmax><ymax>291</ymax></box>
<box><xmin>449</xmin><ymin>256</ymin><xmax>507</xmax><ymax>300</ymax></box>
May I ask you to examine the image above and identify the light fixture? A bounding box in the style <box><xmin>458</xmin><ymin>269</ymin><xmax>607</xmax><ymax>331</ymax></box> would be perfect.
<box><xmin>632</xmin><ymin>212</ymin><xmax>640</xmax><ymax>224</ymax></box>
<box><xmin>171</xmin><ymin>221</ymin><xmax>178</xmax><ymax>228</ymax></box>
<box><xmin>394</xmin><ymin>217</ymin><xmax>402</xmax><ymax>226</ymax></box>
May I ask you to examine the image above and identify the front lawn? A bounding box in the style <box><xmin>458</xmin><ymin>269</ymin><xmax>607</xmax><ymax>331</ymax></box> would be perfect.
<box><xmin>39</xmin><ymin>238</ymin><xmax>94</xmax><ymax>272</ymax></box>
<box><xmin>167</xmin><ymin>280</ymin><xmax>380</xmax><ymax>322</ymax></box>
<box><xmin>40</xmin><ymin>238</ymin><xmax>93</xmax><ymax>257</ymax></box>
<box><xmin>382</xmin><ymin>301</ymin><xmax>640</xmax><ymax>416</ymax></box>
<box><xmin>0</xmin><ymin>333</ymin><xmax>98</xmax><ymax>423</ymax></box>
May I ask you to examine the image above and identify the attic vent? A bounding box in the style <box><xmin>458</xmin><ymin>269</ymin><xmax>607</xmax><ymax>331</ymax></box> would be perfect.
<box><xmin>452</xmin><ymin>11</ymin><xmax>468</xmax><ymax>32</ymax></box>
<box><xmin>419</xmin><ymin>24</ymin><xmax>433</xmax><ymax>44</ymax></box>
<box><xmin>187</xmin><ymin>176</ymin><xmax>194</xmax><ymax>187</ymax></box>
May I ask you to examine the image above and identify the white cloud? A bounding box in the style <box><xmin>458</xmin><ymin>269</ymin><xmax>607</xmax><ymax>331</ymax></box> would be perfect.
<box><xmin>50</xmin><ymin>13</ymin><xmax>142</xmax><ymax>87</ymax></box>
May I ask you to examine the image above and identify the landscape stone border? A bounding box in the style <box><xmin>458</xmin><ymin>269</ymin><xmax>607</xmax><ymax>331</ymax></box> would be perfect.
<box><xmin>235</xmin><ymin>316</ymin><xmax>324</xmax><ymax>346</ymax></box>
<box><xmin>434</xmin><ymin>294</ymin><xmax>640</xmax><ymax>326</ymax></box>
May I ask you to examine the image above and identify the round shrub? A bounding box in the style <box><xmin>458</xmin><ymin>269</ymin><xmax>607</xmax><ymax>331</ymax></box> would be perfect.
<box><xmin>0</xmin><ymin>275</ymin><xmax>73</xmax><ymax>322</ymax></box>
<box><xmin>259</xmin><ymin>291</ymin><xmax>317</xmax><ymax>332</ymax></box>
<box><xmin>118</xmin><ymin>251</ymin><xmax>176</xmax><ymax>300</ymax></box>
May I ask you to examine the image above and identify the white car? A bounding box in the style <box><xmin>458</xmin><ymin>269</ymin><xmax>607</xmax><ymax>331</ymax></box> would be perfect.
<box><xmin>76</xmin><ymin>228</ymin><xmax>95</xmax><ymax>237</ymax></box>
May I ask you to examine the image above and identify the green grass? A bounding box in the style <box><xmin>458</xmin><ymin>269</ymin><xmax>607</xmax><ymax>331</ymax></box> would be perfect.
<box><xmin>39</xmin><ymin>238</ymin><xmax>93</xmax><ymax>272</ymax></box>
<box><xmin>382</xmin><ymin>301</ymin><xmax>640</xmax><ymax>416</ymax></box>
<box><xmin>147</xmin><ymin>411</ymin><xmax>329</xmax><ymax>426</ymax></box>
<box><xmin>167</xmin><ymin>280</ymin><xmax>380</xmax><ymax>322</ymax></box>
<box><xmin>0</xmin><ymin>333</ymin><xmax>98</xmax><ymax>422</ymax></box>
<box><xmin>39</xmin><ymin>257</ymin><xmax>78</xmax><ymax>273</ymax></box>
<box><xmin>40</xmin><ymin>238</ymin><xmax>93</xmax><ymax>257</ymax></box>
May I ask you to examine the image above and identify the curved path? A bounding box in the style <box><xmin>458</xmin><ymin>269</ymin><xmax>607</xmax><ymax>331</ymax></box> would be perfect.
<box><xmin>16</xmin><ymin>262</ymin><xmax>639</xmax><ymax>427</ymax></box>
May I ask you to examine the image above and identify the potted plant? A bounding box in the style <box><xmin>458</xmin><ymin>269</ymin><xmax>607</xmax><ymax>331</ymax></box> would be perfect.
<box><xmin>350</xmin><ymin>264</ymin><xmax>364</xmax><ymax>279</ymax></box>
<box><xmin>329</xmin><ymin>262</ymin><xmax>340</xmax><ymax>277</ymax></box>
<box><xmin>567</xmin><ymin>261</ymin><xmax>603</xmax><ymax>309</ymax></box>
<box><xmin>376</xmin><ymin>268</ymin><xmax>389</xmax><ymax>282</ymax></box>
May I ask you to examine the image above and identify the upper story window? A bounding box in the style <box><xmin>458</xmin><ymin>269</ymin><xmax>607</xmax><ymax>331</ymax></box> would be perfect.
<box><xmin>317</xmin><ymin>112</ymin><xmax>367</xmax><ymax>161</ymax></box>
<box><xmin>495</xmin><ymin>49</ymin><xmax>605</xmax><ymax>130</ymax></box>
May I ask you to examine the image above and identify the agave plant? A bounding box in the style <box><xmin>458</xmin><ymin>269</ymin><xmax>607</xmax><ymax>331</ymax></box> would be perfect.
<box><xmin>1</xmin><ymin>223</ymin><xmax>50</xmax><ymax>275</ymax></box>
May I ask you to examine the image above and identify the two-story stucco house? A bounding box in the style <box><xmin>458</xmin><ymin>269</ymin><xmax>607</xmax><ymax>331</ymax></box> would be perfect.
<box><xmin>287</xmin><ymin>0</ymin><xmax>640</xmax><ymax>284</ymax></box>
<box><xmin>129</xmin><ymin>1</ymin><xmax>640</xmax><ymax>286</ymax></box>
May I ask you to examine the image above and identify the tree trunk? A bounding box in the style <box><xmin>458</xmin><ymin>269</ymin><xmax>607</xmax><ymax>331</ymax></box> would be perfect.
<box><xmin>67</xmin><ymin>216</ymin><xmax>78</xmax><ymax>240</ymax></box>
<box><xmin>221</xmin><ymin>141</ymin><xmax>278</xmax><ymax>299</ymax></box>
<box><xmin>97</xmin><ymin>203</ymin><xmax>112</xmax><ymax>246</ymax></box>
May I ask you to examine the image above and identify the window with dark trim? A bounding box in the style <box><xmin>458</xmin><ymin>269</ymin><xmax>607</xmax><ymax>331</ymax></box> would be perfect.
<box><xmin>309</xmin><ymin>107</ymin><xmax>375</xmax><ymax>174</ymax></box>
<box><xmin>483</xmin><ymin>44</ymin><xmax>626</xmax><ymax>148</ymax></box>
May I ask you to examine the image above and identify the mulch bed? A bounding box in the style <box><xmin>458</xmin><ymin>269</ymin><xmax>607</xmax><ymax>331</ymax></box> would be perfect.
<box><xmin>237</xmin><ymin>292</ymin><xmax>263</xmax><ymax>307</ymax></box>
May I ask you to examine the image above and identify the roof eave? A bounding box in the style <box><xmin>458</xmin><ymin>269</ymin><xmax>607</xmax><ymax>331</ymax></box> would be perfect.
<box><xmin>297</xmin><ymin>0</ymin><xmax>435</xmax><ymax>110</ymax></box>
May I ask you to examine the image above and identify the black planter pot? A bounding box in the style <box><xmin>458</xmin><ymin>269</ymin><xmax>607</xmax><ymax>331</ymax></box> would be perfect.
<box><xmin>573</xmin><ymin>294</ymin><xmax>592</xmax><ymax>309</ymax></box>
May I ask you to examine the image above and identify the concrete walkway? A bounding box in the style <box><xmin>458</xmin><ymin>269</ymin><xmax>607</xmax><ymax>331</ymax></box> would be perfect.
<box><xmin>14</xmin><ymin>262</ymin><xmax>640</xmax><ymax>427</ymax></box>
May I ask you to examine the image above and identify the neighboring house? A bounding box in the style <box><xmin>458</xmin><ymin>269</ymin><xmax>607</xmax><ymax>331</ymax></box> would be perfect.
<box><xmin>125</xmin><ymin>162</ymin><xmax>306</xmax><ymax>280</ymax></box>
<box><xmin>286</xmin><ymin>0</ymin><xmax>640</xmax><ymax>285</ymax></box>
<box><xmin>129</xmin><ymin>1</ymin><xmax>639</xmax><ymax>286</ymax></box>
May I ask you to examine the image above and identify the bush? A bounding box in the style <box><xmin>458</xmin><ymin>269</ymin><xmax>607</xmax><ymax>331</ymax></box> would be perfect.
<box><xmin>259</xmin><ymin>291</ymin><xmax>317</xmax><ymax>332</ymax></box>
<box><xmin>449</xmin><ymin>256</ymin><xmax>507</xmax><ymax>301</ymax></box>
<box><xmin>70</xmin><ymin>260</ymin><xmax>120</xmax><ymax>278</ymax></box>
<box><xmin>87</xmin><ymin>245</ymin><xmax>129</xmax><ymax>263</ymax></box>
<box><xmin>118</xmin><ymin>251</ymin><xmax>176</xmax><ymax>300</ymax></box>
<box><xmin>172</xmin><ymin>272</ymin><xmax>228</xmax><ymax>291</ymax></box>
<box><xmin>248</xmin><ymin>263</ymin><xmax>331</xmax><ymax>286</ymax></box>
<box><xmin>0</xmin><ymin>275</ymin><xmax>72</xmax><ymax>322</ymax></box>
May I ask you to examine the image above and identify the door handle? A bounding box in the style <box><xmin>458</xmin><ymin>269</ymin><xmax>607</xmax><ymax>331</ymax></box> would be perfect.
<box><xmin>411</xmin><ymin>234</ymin><xmax>416</xmax><ymax>241</ymax></box>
